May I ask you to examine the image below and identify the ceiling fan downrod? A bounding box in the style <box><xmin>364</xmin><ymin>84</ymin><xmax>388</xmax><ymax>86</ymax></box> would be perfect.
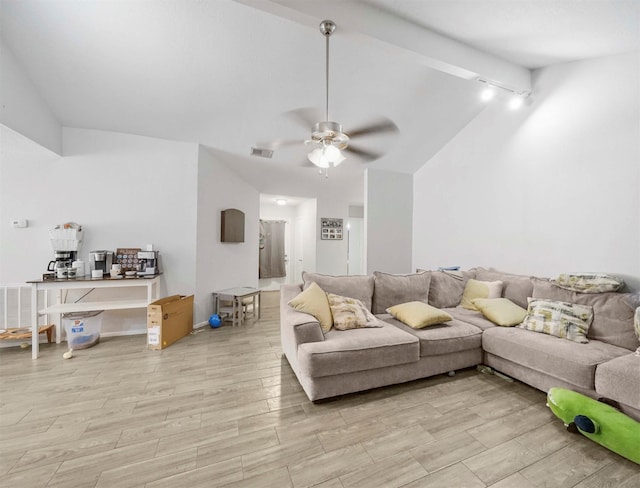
<box><xmin>311</xmin><ymin>20</ymin><xmax>349</xmax><ymax>151</ymax></box>
<box><xmin>319</xmin><ymin>20</ymin><xmax>335</xmax><ymax>122</ymax></box>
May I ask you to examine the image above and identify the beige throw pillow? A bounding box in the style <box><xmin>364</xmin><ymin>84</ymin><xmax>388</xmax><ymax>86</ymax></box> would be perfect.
<box><xmin>461</xmin><ymin>279</ymin><xmax>503</xmax><ymax>310</ymax></box>
<box><xmin>288</xmin><ymin>281</ymin><xmax>333</xmax><ymax>333</ymax></box>
<box><xmin>471</xmin><ymin>298</ymin><xmax>527</xmax><ymax>327</ymax></box>
<box><xmin>327</xmin><ymin>293</ymin><xmax>380</xmax><ymax>331</ymax></box>
<box><xmin>386</xmin><ymin>301</ymin><xmax>453</xmax><ymax>329</ymax></box>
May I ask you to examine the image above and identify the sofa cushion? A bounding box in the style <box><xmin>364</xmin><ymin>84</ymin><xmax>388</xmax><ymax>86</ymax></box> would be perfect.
<box><xmin>533</xmin><ymin>277</ymin><xmax>639</xmax><ymax>351</ymax></box>
<box><xmin>382</xmin><ymin>314</ymin><xmax>482</xmax><ymax>357</ymax></box>
<box><xmin>420</xmin><ymin>269</ymin><xmax>476</xmax><ymax>309</ymax></box>
<box><xmin>595</xmin><ymin>354</ymin><xmax>640</xmax><ymax>409</ymax></box>
<box><xmin>288</xmin><ymin>281</ymin><xmax>333</xmax><ymax>333</ymax></box>
<box><xmin>471</xmin><ymin>298</ymin><xmax>527</xmax><ymax>327</ymax></box>
<box><xmin>372</xmin><ymin>271</ymin><xmax>431</xmax><ymax>314</ymax></box>
<box><xmin>460</xmin><ymin>279</ymin><xmax>503</xmax><ymax>310</ymax></box>
<box><xmin>483</xmin><ymin>327</ymin><xmax>630</xmax><ymax>389</ymax></box>
<box><xmin>475</xmin><ymin>268</ymin><xmax>534</xmax><ymax>309</ymax></box>
<box><xmin>386</xmin><ymin>301</ymin><xmax>452</xmax><ymax>329</ymax></box>
<box><xmin>636</xmin><ymin>307</ymin><xmax>640</xmax><ymax>354</ymax></box>
<box><xmin>302</xmin><ymin>271</ymin><xmax>374</xmax><ymax>311</ymax></box>
<box><xmin>519</xmin><ymin>298</ymin><xmax>593</xmax><ymax>343</ymax></box>
<box><xmin>532</xmin><ymin>278</ymin><xmax>574</xmax><ymax>302</ymax></box>
<box><xmin>573</xmin><ymin>292</ymin><xmax>639</xmax><ymax>351</ymax></box>
<box><xmin>447</xmin><ymin>307</ymin><xmax>496</xmax><ymax>331</ymax></box>
<box><xmin>297</xmin><ymin>321</ymin><xmax>419</xmax><ymax>378</ymax></box>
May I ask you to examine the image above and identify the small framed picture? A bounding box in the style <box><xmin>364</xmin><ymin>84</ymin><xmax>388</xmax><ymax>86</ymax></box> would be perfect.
<box><xmin>320</xmin><ymin>218</ymin><xmax>343</xmax><ymax>239</ymax></box>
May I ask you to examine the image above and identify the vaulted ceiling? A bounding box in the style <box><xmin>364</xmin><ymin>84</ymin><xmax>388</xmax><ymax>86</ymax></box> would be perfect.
<box><xmin>2</xmin><ymin>0</ymin><xmax>638</xmax><ymax>203</ymax></box>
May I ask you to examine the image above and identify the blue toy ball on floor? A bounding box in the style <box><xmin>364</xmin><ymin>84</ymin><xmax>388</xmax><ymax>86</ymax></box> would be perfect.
<box><xmin>208</xmin><ymin>314</ymin><xmax>221</xmax><ymax>328</ymax></box>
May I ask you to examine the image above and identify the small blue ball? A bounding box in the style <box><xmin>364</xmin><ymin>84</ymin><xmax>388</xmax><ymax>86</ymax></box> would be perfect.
<box><xmin>208</xmin><ymin>314</ymin><xmax>221</xmax><ymax>328</ymax></box>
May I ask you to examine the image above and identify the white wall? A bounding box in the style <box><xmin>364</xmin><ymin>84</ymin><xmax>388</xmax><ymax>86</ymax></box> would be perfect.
<box><xmin>1</xmin><ymin>127</ymin><xmax>200</xmax><ymax>334</ymax></box>
<box><xmin>296</xmin><ymin>198</ymin><xmax>317</xmax><ymax>277</ymax></box>
<box><xmin>413</xmin><ymin>52</ymin><xmax>640</xmax><ymax>291</ymax></box>
<box><xmin>365</xmin><ymin>169</ymin><xmax>413</xmax><ymax>274</ymax></box>
<box><xmin>195</xmin><ymin>147</ymin><xmax>259</xmax><ymax>323</ymax></box>
<box><xmin>316</xmin><ymin>198</ymin><xmax>350</xmax><ymax>275</ymax></box>
<box><xmin>0</xmin><ymin>128</ymin><xmax>61</xmax><ymax>282</ymax></box>
<box><xmin>0</xmin><ymin>39</ymin><xmax>61</xmax><ymax>154</ymax></box>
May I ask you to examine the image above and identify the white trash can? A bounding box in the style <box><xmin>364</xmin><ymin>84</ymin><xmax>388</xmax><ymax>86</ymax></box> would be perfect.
<box><xmin>63</xmin><ymin>311</ymin><xmax>103</xmax><ymax>349</ymax></box>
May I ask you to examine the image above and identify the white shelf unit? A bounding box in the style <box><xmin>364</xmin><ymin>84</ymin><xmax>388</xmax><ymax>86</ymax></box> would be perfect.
<box><xmin>29</xmin><ymin>275</ymin><xmax>161</xmax><ymax>359</ymax></box>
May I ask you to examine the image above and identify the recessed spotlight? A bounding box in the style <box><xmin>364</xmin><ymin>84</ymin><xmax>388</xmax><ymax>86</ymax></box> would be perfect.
<box><xmin>276</xmin><ymin>198</ymin><xmax>287</xmax><ymax>206</ymax></box>
<box><xmin>480</xmin><ymin>87</ymin><xmax>496</xmax><ymax>102</ymax></box>
<box><xmin>508</xmin><ymin>95</ymin><xmax>524</xmax><ymax>110</ymax></box>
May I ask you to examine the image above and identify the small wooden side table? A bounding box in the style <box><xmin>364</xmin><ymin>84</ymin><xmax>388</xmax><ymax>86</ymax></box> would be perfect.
<box><xmin>213</xmin><ymin>287</ymin><xmax>261</xmax><ymax>327</ymax></box>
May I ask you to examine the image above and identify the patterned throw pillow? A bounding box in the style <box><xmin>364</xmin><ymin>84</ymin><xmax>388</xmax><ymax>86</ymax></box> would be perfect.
<box><xmin>552</xmin><ymin>273</ymin><xmax>624</xmax><ymax>293</ymax></box>
<box><xmin>518</xmin><ymin>298</ymin><xmax>593</xmax><ymax>343</ymax></box>
<box><xmin>460</xmin><ymin>279</ymin><xmax>503</xmax><ymax>310</ymax></box>
<box><xmin>327</xmin><ymin>293</ymin><xmax>381</xmax><ymax>331</ymax></box>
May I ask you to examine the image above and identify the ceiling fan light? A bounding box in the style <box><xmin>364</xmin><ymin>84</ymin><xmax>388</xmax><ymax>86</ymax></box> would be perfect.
<box><xmin>307</xmin><ymin>147</ymin><xmax>330</xmax><ymax>168</ymax></box>
<box><xmin>323</xmin><ymin>144</ymin><xmax>345</xmax><ymax>165</ymax></box>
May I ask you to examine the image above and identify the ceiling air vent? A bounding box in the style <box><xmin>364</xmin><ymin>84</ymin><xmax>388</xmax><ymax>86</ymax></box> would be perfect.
<box><xmin>250</xmin><ymin>147</ymin><xmax>273</xmax><ymax>158</ymax></box>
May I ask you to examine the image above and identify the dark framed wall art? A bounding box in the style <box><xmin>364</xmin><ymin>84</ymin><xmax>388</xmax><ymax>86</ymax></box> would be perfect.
<box><xmin>321</xmin><ymin>217</ymin><xmax>343</xmax><ymax>240</ymax></box>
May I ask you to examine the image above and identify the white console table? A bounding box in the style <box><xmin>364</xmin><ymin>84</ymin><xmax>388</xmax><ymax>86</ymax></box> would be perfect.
<box><xmin>28</xmin><ymin>275</ymin><xmax>161</xmax><ymax>359</ymax></box>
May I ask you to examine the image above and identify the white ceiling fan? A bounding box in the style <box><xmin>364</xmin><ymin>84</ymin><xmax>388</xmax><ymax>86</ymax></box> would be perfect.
<box><xmin>262</xmin><ymin>20</ymin><xmax>399</xmax><ymax>173</ymax></box>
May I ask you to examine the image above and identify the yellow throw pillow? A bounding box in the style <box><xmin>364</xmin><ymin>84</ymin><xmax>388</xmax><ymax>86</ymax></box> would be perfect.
<box><xmin>471</xmin><ymin>298</ymin><xmax>527</xmax><ymax>326</ymax></box>
<box><xmin>461</xmin><ymin>279</ymin><xmax>503</xmax><ymax>310</ymax></box>
<box><xmin>288</xmin><ymin>281</ymin><xmax>333</xmax><ymax>332</ymax></box>
<box><xmin>386</xmin><ymin>301</ymin><xmax>453</xmax><ymax>329</ymax></box>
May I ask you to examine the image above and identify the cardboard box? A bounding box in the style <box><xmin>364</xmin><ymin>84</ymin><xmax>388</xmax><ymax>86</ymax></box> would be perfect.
<box><xmin>147</xmin><ymin>295</ymin><xmax>194</xmax><ymax>350</ymax></box>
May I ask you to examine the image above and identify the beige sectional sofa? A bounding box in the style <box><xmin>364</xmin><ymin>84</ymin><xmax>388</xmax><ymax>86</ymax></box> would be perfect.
<box><xmin>280</xmin><ymin>268</ymin><xmax>640</xmax><ymax>421</ymax></box>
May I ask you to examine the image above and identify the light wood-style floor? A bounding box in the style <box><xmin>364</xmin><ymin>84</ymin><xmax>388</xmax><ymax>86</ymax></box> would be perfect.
<box><xmin>1</xmin><ymin>291</ymin><xmax>638</xmax><ymax>487</ymax></box>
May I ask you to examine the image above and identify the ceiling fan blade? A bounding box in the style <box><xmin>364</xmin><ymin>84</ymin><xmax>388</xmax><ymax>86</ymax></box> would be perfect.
<box><xmin>258</xmin><ymin>138</ymin><xmax>303</xmax><ymax>150</ymax></box>
<box><xmin>347</xmin><ymin>118</ymin><xmax>399</xmax><ymax>139</ymax></box>
<box><xmin>284</xmin><ymin>107</ymin><xmax>323</xmax><ymax>130</ymax></box>
<box><xmin>344</xmin><ymin>144</ymin><xmax>384</xmax><ymax>162</ymax></box>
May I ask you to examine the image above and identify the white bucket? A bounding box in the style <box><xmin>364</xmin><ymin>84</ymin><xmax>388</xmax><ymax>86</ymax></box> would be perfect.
<box><xmin>63</xmin><ymin>310</ymin><xmax>103</xmax><ymax>349</ymax></box>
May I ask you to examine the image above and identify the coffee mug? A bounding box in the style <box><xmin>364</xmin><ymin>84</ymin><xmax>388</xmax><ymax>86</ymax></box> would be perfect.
<box><xmin>56</xmin><ymin>268</ymin><xmax>68</xmax><ymax>279</ymax></box>
<box><xmin>72</xmin><ymin>260</ymin><xmax>84</xmax><ymax>276</ymax></box>
<box><xmin>67</xmin><ymin>268</ymin><xmax>77</xmax><ymax>279</ymax></box>
<box><xmin>92</xmin><ymin>269</ymin><xmax>103</xmax><ymax>278</ymax></box>
<box><xmin>111</xmin><ymin>263</ymin><xmax>122</xmax><ymax>272</ymax></box>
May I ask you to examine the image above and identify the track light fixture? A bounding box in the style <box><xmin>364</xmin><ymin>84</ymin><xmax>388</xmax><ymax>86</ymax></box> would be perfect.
<box><xmin>477</xmin><ymin>78</ymin><xmax>530</xmax><ymax>110</ymax></box>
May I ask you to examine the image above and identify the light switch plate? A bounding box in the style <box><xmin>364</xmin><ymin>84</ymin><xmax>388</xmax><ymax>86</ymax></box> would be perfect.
<box><xmin>11</xmin><ymin>219</ymin><xmax>28</xmax><ymax>228</ymax></box>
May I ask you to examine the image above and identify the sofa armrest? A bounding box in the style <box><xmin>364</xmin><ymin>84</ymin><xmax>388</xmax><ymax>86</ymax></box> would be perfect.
<box><xmin>280</xmin><ymin>284</ymin><xmax>325</xmax><ymax>348</ymax></box>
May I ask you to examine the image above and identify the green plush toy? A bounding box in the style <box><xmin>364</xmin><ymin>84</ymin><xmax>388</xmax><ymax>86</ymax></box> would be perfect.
<box><xmin>547</xmin><ymin>387</ymin><xmax>640</xmax><ymax>464</ymax></box>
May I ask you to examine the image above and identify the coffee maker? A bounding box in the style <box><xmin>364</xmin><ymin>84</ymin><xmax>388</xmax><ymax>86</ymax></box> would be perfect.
<box><xmin>47</xmin><ymin>251</ymin><xmax>75</xmax><ymax>274</ymax></box>
<box><xmin>89</xmin><ymin>250</ymin><xmax>114</xmax><ymax>274</ymax></box>
<box><xmin>47</xmin><ymin>223</ymin><xmax>83</xmax><ymax>278</ymax></box>
<box><xmin>137</xmin><ymin>250</ymin><xmax>159</xmax><ymax>276</ymax></box>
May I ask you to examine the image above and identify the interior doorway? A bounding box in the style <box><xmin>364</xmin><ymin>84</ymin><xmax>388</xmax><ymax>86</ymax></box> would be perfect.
<box><xmin>258</xmin><ymin>194</ymin><xmax>315</xmax><ymax>291</ymax></box>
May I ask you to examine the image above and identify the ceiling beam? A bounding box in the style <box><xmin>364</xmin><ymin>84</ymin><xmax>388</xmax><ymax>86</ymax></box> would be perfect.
<box><xmin>235</xmin><ymin>0</ymin><xmax>531</xmax><ymax>93</ymax></box>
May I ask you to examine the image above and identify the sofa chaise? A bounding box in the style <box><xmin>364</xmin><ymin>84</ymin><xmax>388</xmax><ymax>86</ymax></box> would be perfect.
<box><xmin>280</xmin><ymin>268</ymin><xmax>640</xmax><ymax>421</ymax></box>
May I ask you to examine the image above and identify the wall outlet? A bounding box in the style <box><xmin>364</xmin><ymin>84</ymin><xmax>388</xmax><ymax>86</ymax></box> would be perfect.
<box><xmin>11</xmin><ymin>219</ymin><xmax>28</xmax><ymax>228</ymax></box>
